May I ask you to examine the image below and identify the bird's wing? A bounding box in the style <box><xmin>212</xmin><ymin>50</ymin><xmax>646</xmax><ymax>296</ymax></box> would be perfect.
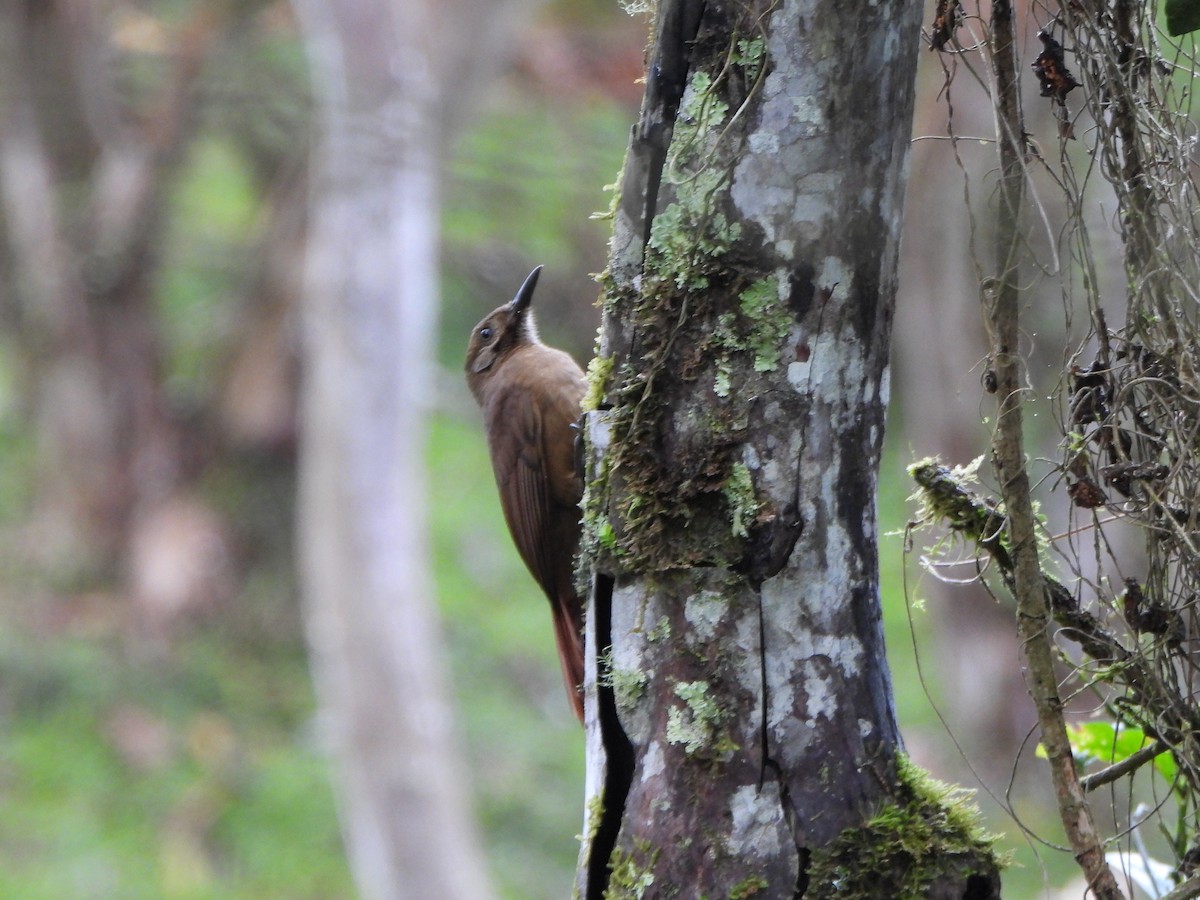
<box><xmin>486</xmin><ymin>387</ymin><xmax>558</xmax><ymax>597</ymax></box>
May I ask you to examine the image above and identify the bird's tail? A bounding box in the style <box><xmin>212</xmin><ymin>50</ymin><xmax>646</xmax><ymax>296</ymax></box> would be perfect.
<box><xmin>551</xmin><ymin>594</ymin><xmax>585</xmax><ymax>722</ymax></box>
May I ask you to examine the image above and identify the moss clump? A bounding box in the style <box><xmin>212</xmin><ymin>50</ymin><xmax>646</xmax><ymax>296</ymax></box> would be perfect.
<box><xmin>583</xmin><ymin>354</ymin><xmax>615</xmax><ymax>413</ymax></box>
<box><xmin>730</xmin><ymin>874</ymin><xmax>769</xmax><ymax>898</ymax></box>
<box><xmin>584</xmin><ymin>41</ymin><xmax>778</xmax><ymax>575</ymax></box>
<box><xmin>578</xmin><ymin>790</ymin><xmax>606</xmax><ymax>853</ymax></box>
<box><xmin>908</xmin><ymin>457</ymin><xmax>1011</xmax><ymax>570</ymax></box>
<box><xmin>805</xmin><ymin>756</ymin><xmax>1003</xmax><ymax>898</ymax></box>
<box><xmin>612</xmin><ymin>668</ymin><xmax>648</xmax><ymax>712</ymax></box>
<box><xmin>605</xmin><ymin>837</ymin><xmax>658</xmax><ymax>900</ymax></box>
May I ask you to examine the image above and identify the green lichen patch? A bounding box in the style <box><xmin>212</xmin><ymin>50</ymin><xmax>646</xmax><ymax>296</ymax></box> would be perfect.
<box><xmin>723</xmin><ymin>461</ymin><xmax>761</xmax><ymax>539</ymax></box>
<box><xmin>739</xmin><ymin>277</ymin><xmax>790</xmax><ymax>371</ymax></box>
<box><xmin>665</xmin><ymin>680</ymin><xmax>739</xmax><ymax>759</ymax></box>
<box><xmin>804</xmin><ymin>756</ymin><xmax>1003</xmax><ymax>898</ymax></box>
<box><xmin>612</xmin><ymin>668</ymin><xmax>648</xmax><ymax>712</ymax></box>
<box><xmin>643</xmin><ymin>70</ymin><xmax>739</xmax><ymax>293</ymax></box>
<box><xmin>707</xmin><ymin>275</ymin><xmax>790</xmax><ymax>392</ymax></box>
<box><xmin>599</xmin><ymin>648</ymin><xmax>649</xmax><ymax>714</ymax></box>
<box><xmin>646</xmin><ymin>615</ymin><xmax>671</xmax><ymax>643</ymax></box>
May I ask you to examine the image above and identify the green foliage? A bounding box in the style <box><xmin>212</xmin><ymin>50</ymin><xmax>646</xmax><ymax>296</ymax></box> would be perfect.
<box><xmin>160</xmin><ymin>136</ymin><xmax>259</xmax><ymax>406</ymax></box>
<box><xmin>1166</xmin><ymin>0</ymin><xmax>1200</xmax><ymax>35</ymax></box>
<box><xmin>1049</xmin><ymin>721</ymin><xmax>1179</xmax><ymax>789</ymax></box>
<box><xmin>732</xmin><ymin>38</ymin><xmax>766</xmax><ymax>82</ymax></box>
<box><xmin>0</xmin><ymin>632</ymin><xmax>351</xmax><ymax>899</ymax></box>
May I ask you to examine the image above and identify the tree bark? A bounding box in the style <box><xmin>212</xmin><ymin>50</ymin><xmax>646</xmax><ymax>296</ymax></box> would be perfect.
<box><xmin>577</xmin><ymin>1</ymin><xmax>1001</xmax><ymax>896</ymax></box>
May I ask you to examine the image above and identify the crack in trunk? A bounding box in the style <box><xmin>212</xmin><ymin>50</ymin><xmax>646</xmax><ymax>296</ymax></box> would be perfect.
<box><xmin>584</xmin><ymin>573</ymin><xmax>635</xmax><ymax>900</ymax></box>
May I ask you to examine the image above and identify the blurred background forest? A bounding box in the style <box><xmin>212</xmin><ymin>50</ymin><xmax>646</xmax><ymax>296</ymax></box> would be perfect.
<box><xmin>0</xmin><ymin>0</ymin><xmax>1137</xmax><ymax>897</ymax></box>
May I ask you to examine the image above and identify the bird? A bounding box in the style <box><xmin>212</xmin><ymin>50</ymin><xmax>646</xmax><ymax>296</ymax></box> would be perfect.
<box><xmin>465</xmin><ymin>266</ymin><xmax>587</xmax><ymax>722</ymax></box>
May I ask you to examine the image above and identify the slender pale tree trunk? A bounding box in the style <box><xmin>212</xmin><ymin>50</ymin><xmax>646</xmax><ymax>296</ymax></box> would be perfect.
<box><xmin>576</xmin><ymin>1</ymin><xmax>1002</xmax><ymax>895</ymax></box>
<box><xmin>293</xmin><ymin>0</ymin><xmax>542</xmax><ymax>897</ymax></box>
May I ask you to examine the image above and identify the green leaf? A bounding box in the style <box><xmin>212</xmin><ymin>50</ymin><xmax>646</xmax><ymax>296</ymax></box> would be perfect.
<box><xmin>1064</xmin><ymin>721</ymin><xmax>1145</xmax><ymax>765</ymax></box>
<box><xmin>1046</xmin><ymin>721</ymin><xmax>1180</xmax><ymax>792</ymax></box>
<box><xmin>1166</xmin><ymin>0</ymin><xmax>1200</xmax><ymax>35</ymax></box>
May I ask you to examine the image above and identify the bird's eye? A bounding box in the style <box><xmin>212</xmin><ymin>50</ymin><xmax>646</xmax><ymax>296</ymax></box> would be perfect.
<box><xmin>479</xmin><ymin>326</ymin><xmax>493</xmax><ymax>341</ymax></box>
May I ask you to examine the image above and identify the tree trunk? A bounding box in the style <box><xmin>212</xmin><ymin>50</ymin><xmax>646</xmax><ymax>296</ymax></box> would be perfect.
<box><xmin>0</xmin><ymin>1</ymin><xmax>215</xmax><ymax>572</ymax></box>
<box><xmin>293</xmin><ymin>1</ymin><xmax>493</xmax><ymax>896</ymax></box>
<box><xmin>293</xmin><ymin>0</ymin><xmax>543</xmax><ymax>897</ymax></box>
<box><xmin>577</xmin><ymin>1</ymin><xmax>1002</xmax><ymax>896</ymax></box>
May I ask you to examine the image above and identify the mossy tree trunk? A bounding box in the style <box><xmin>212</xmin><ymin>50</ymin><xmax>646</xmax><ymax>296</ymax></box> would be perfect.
<box><xmin>577</xmin><ymin>2</ymin><xmax>1001</xmax><ymax>896</ymax></box>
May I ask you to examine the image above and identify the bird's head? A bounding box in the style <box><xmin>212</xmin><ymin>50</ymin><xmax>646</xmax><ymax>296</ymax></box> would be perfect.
<box><xmin>465</xmin><ymin>265</ymin><xmax>544</xmax><ymax>389</ymax></box>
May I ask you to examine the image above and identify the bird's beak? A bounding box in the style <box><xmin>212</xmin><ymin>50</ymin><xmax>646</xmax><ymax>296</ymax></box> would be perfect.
<box><xmin>510</xmin><ymin>265</ymin><xmax>543</xmax><ymax>315</ymax></box>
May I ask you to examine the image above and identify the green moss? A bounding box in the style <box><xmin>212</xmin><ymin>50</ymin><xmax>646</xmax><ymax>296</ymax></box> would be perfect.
<box><xmin>646</xmin><ymin>171</ymin><xmax>741</xmax><ymax>291</ymax></box>
<box><xmin>583</xmin><ymin>354</ymin><xmax>615</xmax><ymax>413</ymax></box>
<box><xmin>708</xmin><ymin>276</ymin><xmax>789</xmax><ymax>386</ymax></box>
<box><xmin>599</xmin><ymin>649</ymin><xmax>648</xmax><ymax>713</ymax></box>
<box><xmin>579</xmin><ymin>791</ymin><xmax>606</xmax><ymax>850</ymax></box>
<box><xmin>605</xmin><ymin>837</ymin><xmax>659</xmax><ymax>899</ymax></box>
<box><xmin>612</xmin><ymin>668</ymin><xmax>648</xmax><ymax>712</ymax></box>
<box><xmin>908</xmin><ymin>457</ymin><xmax>1012</xmax><ymax>571</ymax></box>
<box><xmin>592</xmin><ymin>652</ymin><xmax>643</xmax><ymax>715</ymax></box>
<box><xmin>805</xmin><ymin>755</ymin><xmax>1003</xmax><ymax>898</ymax></box>
<box><xmin>583</xmin><ymin>44</ymin><xmax>776</xmax><ymax>575</ymax></box>
<box><xmin>730</xmin><ymin>874</ymin><xmax>769</xmax><ymax>898</ymax></box>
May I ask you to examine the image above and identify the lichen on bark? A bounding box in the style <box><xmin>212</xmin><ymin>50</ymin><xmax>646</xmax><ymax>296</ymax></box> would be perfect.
<box><xmin>576</xmin><ymin>1</ymin><xmax>1002</xmax><ymax>896</ymax></box>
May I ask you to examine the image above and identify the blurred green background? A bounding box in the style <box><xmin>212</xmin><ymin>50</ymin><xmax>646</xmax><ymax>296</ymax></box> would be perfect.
<box><xmin>0</xmin><ymin>1</ymin><xmax>1091</xmax><ymax>897</ymax></box>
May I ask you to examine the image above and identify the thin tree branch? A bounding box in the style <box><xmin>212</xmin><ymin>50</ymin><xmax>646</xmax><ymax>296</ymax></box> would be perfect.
<box><xmin>985</xmin><ymin>1</ymin><xmax>1123</xmax><ymax>896</ymax></box>
<box><xmin>1163</xmin><ymin>875</ymin><xmax>1200</xmax><ymax>900</ymax></box>
<box><xmin>1080</xmin><ymin>741</ymin><xmax>1169</xmax><ymax>793</ymax></box>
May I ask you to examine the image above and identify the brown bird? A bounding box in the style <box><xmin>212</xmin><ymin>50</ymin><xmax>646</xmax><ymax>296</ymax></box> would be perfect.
<box><xmin>465</xmin><ymin>266</ymin><xmax>587</xmax><ymax>722</ymax></box>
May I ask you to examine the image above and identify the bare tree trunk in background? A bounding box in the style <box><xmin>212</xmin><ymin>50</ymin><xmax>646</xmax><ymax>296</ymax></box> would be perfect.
<box><xmin>292</xmin><ymin>0</ymin><xmax>542</xmax><ymax>897</ymax></box>
<box><xmin>0</xmin><ymin>2</ymin><xmax>221</xmax><ymax>574</ymax></box>
<box><xmin>576</xmin><ymin>1</ymin><xmax>1001</xmax><ymax>895</ymax></box>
